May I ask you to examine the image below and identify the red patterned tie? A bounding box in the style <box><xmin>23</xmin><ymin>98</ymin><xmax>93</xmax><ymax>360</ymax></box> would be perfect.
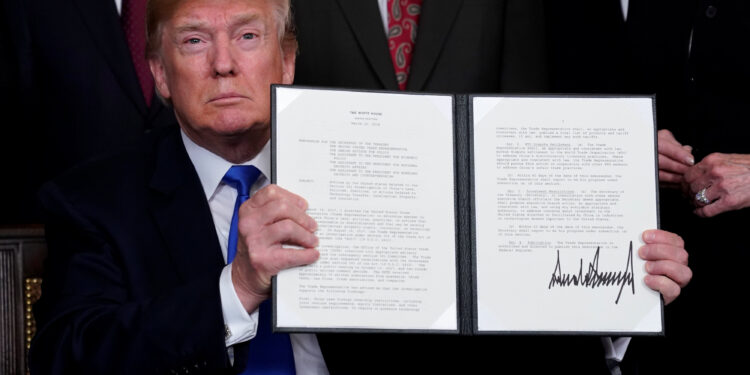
<box><xmin>121</xmin><ymin>0</ymin><xmax>154</xmax><ymax>106</ymax></box>
<box><xmin>387</xmin><ymin>0</ymin><xmax>423</xmax><ymax>90</ymax></box>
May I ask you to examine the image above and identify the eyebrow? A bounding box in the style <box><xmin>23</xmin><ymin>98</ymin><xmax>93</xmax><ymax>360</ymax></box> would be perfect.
<box><xmin>173</xmin><ymin>14</ymin><xmax>264</xmax><ymax>35</ymax></box>
<box><xmin>229</xmin><ymin>14</ymin><xmax>262</xmax><ymax>30</ymax></box>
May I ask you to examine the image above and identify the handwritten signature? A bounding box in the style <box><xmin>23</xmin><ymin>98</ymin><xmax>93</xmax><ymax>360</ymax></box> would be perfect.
<box><xmin>548</xmin><ymin>241</ymin><xmax>635</xmax><ymax>304</ymax></box>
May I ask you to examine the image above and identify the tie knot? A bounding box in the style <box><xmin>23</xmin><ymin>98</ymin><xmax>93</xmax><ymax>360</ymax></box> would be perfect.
<box><xmin>222</xmin><ymin>165</ymin><xmax>261</xmax><ymax>198</ymax></box>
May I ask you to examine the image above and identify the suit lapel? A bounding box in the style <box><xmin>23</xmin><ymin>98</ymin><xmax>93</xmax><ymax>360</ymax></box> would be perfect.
<box><xmin>407</xmin><ymin>0</ymin><xmax>464</xmax><ymax>91</ymax></box>
<box><xmin>71</xmin><ymin>0</ymin><xmax>148</xmax><ymax>115</ymax></box>
<box><xmin>335</xmin><ymin>0</ymin><xmax>399</xmax><ymax>90</ymax></box>
<box><xmin>149</xmin><ymin>129</ymin><xmax>225</xmax><ymax>282</ymax></box>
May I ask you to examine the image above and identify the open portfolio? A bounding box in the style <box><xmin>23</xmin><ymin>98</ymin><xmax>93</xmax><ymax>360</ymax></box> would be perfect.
<box><xmin>270</xmin><ymin>85</ymin><xmax>662</xmax><ymax>336</ymax></box>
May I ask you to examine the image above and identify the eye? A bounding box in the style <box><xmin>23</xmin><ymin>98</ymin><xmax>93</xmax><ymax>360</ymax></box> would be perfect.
<box><xmin>242</xmin><ymin>33</ymin><xmax>257</xmax><ymax>40</ymax></box>
<box><xmin>187</xmin><ymin>38</ymin><xmax>201</xmax><ymax>44</ymax></box>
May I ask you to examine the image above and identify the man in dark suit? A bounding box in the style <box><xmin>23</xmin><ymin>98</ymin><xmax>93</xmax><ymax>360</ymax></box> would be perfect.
<box><xmin>545</xmin><ymin>0</ymin><xmax>750</xmax><ymax>372</ymax></box>
<box><xmin>624</xmin><ymin>1</ymin><xmax>750</xmax><ymax>373</ymax></box>
<box><xmin>1</xmin><ymin>0</ymin><xmax>175</xmax><ymax>223</ymax></box>
<box><xmin>291</xmin><ymin>0</ymin><xmax>548</xmax><ymax>94</ymax></box>
<box><xmin>29</xmin><ymin>0</ymin><xmax>324</xmax><ymax>373</ymax></box>
<box><xmin>291</xmin><ymin>1</ymin><xmax>693</xmax><ymax>373</ymax></box>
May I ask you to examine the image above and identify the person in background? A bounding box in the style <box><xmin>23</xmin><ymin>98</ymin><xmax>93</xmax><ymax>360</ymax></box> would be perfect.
<box><xmin>293</xmin><ymin>1</ymin><xmax>691</xmax><ymax>373</ymax></box>
<box><xmin>1</xmin><ymin>0</ymin><xmax>175</xmax><ymax>224</ymax></box>
<box><xmin>545</xmin><ymin>0</ymin><xmax>749</xmax><ymax>372</ymax></box>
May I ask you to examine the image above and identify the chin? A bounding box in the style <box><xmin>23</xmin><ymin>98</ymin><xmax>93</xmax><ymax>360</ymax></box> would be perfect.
<box><xmin>213</xmin><ymin>116</ymin><xmax>268</xmax><ymax>137</ymax></box>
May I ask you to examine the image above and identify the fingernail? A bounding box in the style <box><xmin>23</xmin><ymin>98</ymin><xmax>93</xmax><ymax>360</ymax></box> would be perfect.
<box><xmin>643</xmin><ymin>231</ymin><xmax>655</xmax><ymax>242</ymax></box>
<box><xmin>638</xmin><ymin>246</ymin><xmax>647</xmax><ymax>258</ymax></box>
<box><xmin>645</xmin><ymin>262</ymin><xmax>652</xmax><ymax>273</ymax></box>
<box><xmin>686</xmin><ymin>157</ymin><xmax>695</xmax><ymax>165</ymax></box>
<box><xmin>297</xmin><ymin>198</ymin><xmax>307</xmax><ymax>209</ymax></box>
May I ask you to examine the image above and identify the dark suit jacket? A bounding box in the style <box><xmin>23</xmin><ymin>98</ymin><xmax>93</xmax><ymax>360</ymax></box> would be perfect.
<box><xmin>1</xmin><ymin>0</ymin><xmax>175</xmax><ymax>223</ymax></box>
<box><xmin>543</xmin><ymin>0</ymin><xmax>630</xmax><ymax>94</ymax></box>
<box><xmin>292</xmin><ymin>0</ymin><xmax>548</xmax><ymax>93</ymax></box>
<box><xmin>622</xmin><ymin>1</ymin><xmax>750</xmax><ymax>373</ymax></box>
<box><xmin>30</xmin><ymin>126</ymin><xmax>234</xmax><ymax>374</ymax></box>
<box><xmin>545</xmin><ymin>1</ymin><xmax>750</xmax><ymax>373</ymax></box>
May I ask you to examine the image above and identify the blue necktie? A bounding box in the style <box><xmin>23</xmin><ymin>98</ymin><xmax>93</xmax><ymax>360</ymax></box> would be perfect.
<box><xmin>222</xmin><ymin>166</ymin><xmax>296</xmax><ymax>374</ymax></box>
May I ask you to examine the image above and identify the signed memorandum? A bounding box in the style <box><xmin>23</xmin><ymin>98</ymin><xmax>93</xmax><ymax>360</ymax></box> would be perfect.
<box><xmin>272</xmin><ymin>86</ymin><xmax>662</xmax><ymax>335</ymax></box>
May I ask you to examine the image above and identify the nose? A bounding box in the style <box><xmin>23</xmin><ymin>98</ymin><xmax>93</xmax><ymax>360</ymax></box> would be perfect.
<box><xmin>211</xmin><ymin>36</ymin><xmax>236</xmax><ymax>77</ymax></box>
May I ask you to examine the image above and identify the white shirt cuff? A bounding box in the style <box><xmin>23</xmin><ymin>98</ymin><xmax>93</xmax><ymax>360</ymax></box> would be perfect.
<box><xmin>219</xmin><ymin>264</ymin><xmax>258</xmax><ymax>346</ymax></box>
<box><xmin>601</xmin><ymin>336</ymin><xmax>632</xmax><ymax>362</ymax></box>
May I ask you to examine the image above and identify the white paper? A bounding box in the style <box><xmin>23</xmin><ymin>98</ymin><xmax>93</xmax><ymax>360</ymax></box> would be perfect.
<box><xmin>473</xmin><ymin>97</ymin><xmax>661</xmax><ymax>333</ymax></box>
<box><xmin>274</xmin><ymin>87</ymin><xmax>458</xmax><ymax>331</ymax></box>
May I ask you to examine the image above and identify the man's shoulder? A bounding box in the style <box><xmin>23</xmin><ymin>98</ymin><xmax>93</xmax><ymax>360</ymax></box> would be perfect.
<box><xmin>39</xmin><ymin>125</ymin><xmax>184</xmax><ymax>212</ymax></box>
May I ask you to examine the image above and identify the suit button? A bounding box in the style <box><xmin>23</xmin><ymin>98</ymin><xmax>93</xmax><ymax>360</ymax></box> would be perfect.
<box><xmin>706</xmin><ymin>5</ymin><xmax>717</xmax><ymax>18</ymax></box>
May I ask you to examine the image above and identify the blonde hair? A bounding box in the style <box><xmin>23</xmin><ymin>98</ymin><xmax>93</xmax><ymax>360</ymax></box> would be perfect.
<box><xmin>145</xmin><ymin>0</ymin><xmax>296</xmax><ymax>58</ymax></box>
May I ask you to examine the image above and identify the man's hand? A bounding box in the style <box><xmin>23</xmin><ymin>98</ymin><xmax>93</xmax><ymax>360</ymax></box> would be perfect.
<box><xmin>683</xmin><ymin>152</ymin><xmax>750</xmax><ymax>217</ymax></box>
<box><xmin>639</xmin><ymin>229</ymin><xmax>691</xmax><ymax>305</ymax></box>
<box><xmin>231</xmin><ymin>185</ymin><xmax>320</xmax><ymax>312</ymax></box>
<box><xmin>657</xmin><ymin>129</ymin><xmax>694</xmax><ymax>188</ymax></box>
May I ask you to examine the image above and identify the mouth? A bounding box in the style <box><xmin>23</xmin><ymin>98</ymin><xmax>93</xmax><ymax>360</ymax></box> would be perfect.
<box><xmin>208</xmin><ymin>93</ymin><xmax>248</xmax><ymax>104</ymax></box>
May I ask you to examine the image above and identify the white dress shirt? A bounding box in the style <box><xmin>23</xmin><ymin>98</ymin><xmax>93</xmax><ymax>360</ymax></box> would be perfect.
<box><xmin>181</xmin><ymin>131</ymin><xmax>329</xmax><ymax>375</ymax></box>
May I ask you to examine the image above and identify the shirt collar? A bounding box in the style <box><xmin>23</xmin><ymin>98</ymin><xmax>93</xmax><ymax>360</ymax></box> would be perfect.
<box><xmin>181</xmin><ymin>130</ymin><xmax>271</xmax><ymax>200</ymax></box>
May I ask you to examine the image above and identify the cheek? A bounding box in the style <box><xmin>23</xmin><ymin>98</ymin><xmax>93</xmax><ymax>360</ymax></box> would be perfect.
<box><xmin>167</xmin><ymin>67</ymin><xmax>204</xmax><ymax>104</ymax></box>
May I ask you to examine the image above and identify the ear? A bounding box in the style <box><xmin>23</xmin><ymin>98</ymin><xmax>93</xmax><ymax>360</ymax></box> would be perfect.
<box><xmin>280</xmin><ymin>39</ymin><xmax>297</xmax><ymax>85</ymax></box>
<box><xmin>149</xmin><ymin>56</ymin><xmax>172</xmax><ymax>100</ymax></box>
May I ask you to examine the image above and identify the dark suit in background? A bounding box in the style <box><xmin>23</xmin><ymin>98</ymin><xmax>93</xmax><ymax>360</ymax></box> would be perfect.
<box><xmin>0</xmin><ymin>0</ymin><xmax>27</xmax><ymax>223</ymax></box>
<box><xmin>292</xmin><ymin>1</ymin><xmax>609</xmax><ymax>373</ymax></box>
<box><xmin>545</xmin><ymin>0</ymin><xmax>750</xmax><ymax>372</ymax></box>
<box><xmin>543</xmin><ymin>0</ymin><xmax>629</xmax><ymax>94</ymax></box>
<box><xmin>1</xmin><ymin>0</ymin><xmax>175</xmax><ymax>224</ymax></box>
<box><xmin>292</xmin><ymin>0</ymin><xmax>547</xmax><ymax>93</ymax></box>
<box><xmin>626</xmin><ymin>1</ymin><xmax>750</xmax><ymax>372</ymax></box>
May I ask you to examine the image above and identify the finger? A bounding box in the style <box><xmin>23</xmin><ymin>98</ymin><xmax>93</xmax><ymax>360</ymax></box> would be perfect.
<box><xmin>264</xmin><ymin>219</ymin><xmax>320</xmax><ymax>249</ymax></box>
<box><xmin>248</xmin><ymin>184</ymin><xmax>308</xmax><ymax>210</ymax></box>
<box><xmin>702</xmin><ymin>184</ymin><xmax>720</xmax><ymax>203</ymax></box>
<box><xmin>271</xmin><ymin>247</ymin><xmax>321</xmax><ymax>271</ymax></box>
<box><xmin>244</xmin><ymin>197</ymin><xmax>317</xmax><ymax>231</ymax></box>
<box><xmin>240</xmin><ymin>219</ymin><xmax>318</xmax><ymax>258</ymax></box>
<box><xmin>690</xmin><ymin>184</ymin><xmax>715</xmax><ymax>208</ymax></box>
<box><xmin>645</xmin><ymin>260</ymin><xmax>692</xmax><ymax>288</ymax></box>
<box><xmin>658</xmin><ymin>130</ymin><xmax>694</xmax><ymax>166</ymax></box>
<box><xmin>659</xmin><ymin>170</ymin><xmax>684</xmax><ymax>185</ymax></box>
<box><xmin>658</xmin><ymin>154</ymin><xmax>690</xmax><ymax>175</ymax></box>
<box><xmin>642</xmin><ymin>229</ymin><xmax>685</xmax><ymax>248</ymax></box>
<box><xmin>643</xmin><ymin>275</ymin><xmax>681</xmax><ymax>306</ymax></box>
<box><xmin>639</xmin><ymin>244</ymin><xmax>688</xmax><ymax>266</ymax></box>
<box><xmin>684</xmin><ymin>162</ymin><xmax>708</xmax><ymax>185</ymax></box>
<box><xmin>686</xmin><ymin>164</ymin><xmax>713</xmax><ymax>194</ymax></box>
<box><xmin>694</xmin><ymin>200</ymin><xmax>729</xmax><ymax>218</ymax></box>
<box><xmin>689</xmin><ymin>179</ymin><xmax>716</xmax><ymax>198</ymax></box>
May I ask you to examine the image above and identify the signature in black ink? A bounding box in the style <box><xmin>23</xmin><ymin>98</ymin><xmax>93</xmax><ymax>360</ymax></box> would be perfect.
<box><xmin>548</xmin><ymin>241</ymin><xmax>635</xmax><ymax>304</ymax></box>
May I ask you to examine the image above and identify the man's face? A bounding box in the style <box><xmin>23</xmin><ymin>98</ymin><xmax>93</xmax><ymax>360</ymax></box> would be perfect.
<box><xmin>150</xmin><ymin>0</ymin><xmax>294</xmax><ymax>152</ymax></box>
